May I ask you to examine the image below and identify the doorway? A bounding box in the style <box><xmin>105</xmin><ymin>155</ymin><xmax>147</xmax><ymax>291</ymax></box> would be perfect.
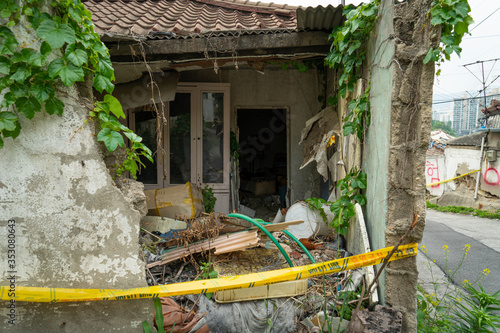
<box><xmin>237</xmin><ymin>108</ymin><xmax>288</xmax><ymax>220</ymax></box>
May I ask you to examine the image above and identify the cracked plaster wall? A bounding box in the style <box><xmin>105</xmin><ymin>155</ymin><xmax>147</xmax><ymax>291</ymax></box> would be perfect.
<box><xmin>0</xmin><ymin>12</ymin><xmax>151</xmax><ymax>332</ymax></box>
<box><xmin>364</xmin><ymin>0</ymin><xmax>438</xmax><ymax>332</ymax></box>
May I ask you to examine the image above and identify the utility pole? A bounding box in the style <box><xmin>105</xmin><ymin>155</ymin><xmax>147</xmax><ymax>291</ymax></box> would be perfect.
<box><xmin>463</xmin><ymin>57</ymin><xmax>500</xmax><ymax>128</ymax></box>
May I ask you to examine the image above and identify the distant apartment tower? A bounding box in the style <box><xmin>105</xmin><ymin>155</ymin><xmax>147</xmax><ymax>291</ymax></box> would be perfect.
<box><xmin>432</xmin><ymin>107</ymin><xmax>453</xmax><ymax>123</ymax></box>
<box><xmin>453</xmin><ymin>88</ymin><xmax>500</xmax><ymax>136</ymax></box>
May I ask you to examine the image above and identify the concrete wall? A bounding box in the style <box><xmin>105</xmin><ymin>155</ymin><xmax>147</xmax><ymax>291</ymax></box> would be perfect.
<box><xmin>363</xmin><ymin>0</ymin><xmax>438</xmax><ymax>331</ymax></box>
<box><xmin>0</xmin><ymin>15</ymin><xmax>151</xmax><ymax>331</ymax></box>
<box><xmin>179</xmin><ymin>66</ymin><xmax>323</xmax><ymax>203</ymax></box>
<box><xmin>363</xmin><ymin>0</ymin><xmax>395</xmax><ymax>303</ymax></box>
<box><xmin>0</xmin><ymin>88</ymin><xmax>152</xmax><ymax>331</ymax></box>
<box><xmin>425</xmin><ymin>155</ymin><xmax>446</xmax><ymax>196</ymax></box>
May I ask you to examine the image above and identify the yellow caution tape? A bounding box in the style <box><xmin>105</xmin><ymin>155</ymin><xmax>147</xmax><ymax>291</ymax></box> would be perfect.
<box><xmin>186</xmin><ymin>182</ymin><xmax>196</xmax><ymax>218</ymax></box>
<box><xmin>0</xmin><ymin>243</ymin><xmax>417</xmax><ymax>303</ymax></box>
<box><xmin>427</xmin><ymin>169</ymin><xmax>480</xmax><ymax>187</ymax></box>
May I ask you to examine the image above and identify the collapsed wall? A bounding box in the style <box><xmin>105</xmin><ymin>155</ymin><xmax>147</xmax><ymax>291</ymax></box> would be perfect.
<box><xmin>0</xmin><ymin>14</ymin><xmax>151</xmax><ymax>332</ymax></box>
<box><xmin>364</xmin><ymin>0</ymin><xmax>438</xmax><ymax>331</ymax></box>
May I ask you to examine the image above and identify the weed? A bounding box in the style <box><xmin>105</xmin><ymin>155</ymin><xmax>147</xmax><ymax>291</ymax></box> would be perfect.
<box><xmin>142</xmin><ymin>297</ymin><xmax>166</xmax><ymax>333</ymax></box>
<box><xmin>196</xmin><ymin>262</ymin><xmax>217</xmax><ymax>299</ymax></box>
<box><xmin>426</xmin><ymin>201</ymin><xmax>500</xmax><ymax>220</ymax></box>
<box><xmin>417</xmin><ymin>244</ymin><xmax>500</xmax><ymax>332</ymax></box>
<box><xmin>202</xmin><ymin>185</ymin><xmax>217</xmax><ymax>213</ymax></box>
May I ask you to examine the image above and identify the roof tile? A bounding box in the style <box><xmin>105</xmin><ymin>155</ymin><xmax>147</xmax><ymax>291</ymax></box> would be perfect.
<box><xmin>84</xmin><ymin>0</ymin><xmax>297</xmax><ymax>37</ymax></box>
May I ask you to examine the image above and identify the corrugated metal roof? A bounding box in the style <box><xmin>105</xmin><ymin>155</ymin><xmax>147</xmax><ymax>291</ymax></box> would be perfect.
<box><xmin>296</xmin><ymin>5</ymin><xmax>345</xmax><ymax>31</ymax></box>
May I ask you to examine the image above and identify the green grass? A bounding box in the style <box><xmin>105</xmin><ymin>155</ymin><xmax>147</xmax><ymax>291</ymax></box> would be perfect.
<box><xmin>426</xmin><ymin>202</ymin><xmax>500</xmax><ymax>220</ymax></box>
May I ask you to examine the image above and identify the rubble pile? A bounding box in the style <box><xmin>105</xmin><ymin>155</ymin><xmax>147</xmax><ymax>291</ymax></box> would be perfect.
<box><xmin>139</xmin><ymin>206</ymin><xmax>383</xmax><ymax>332</ymax></box>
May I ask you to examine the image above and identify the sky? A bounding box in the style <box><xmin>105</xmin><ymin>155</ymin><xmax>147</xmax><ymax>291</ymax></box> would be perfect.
<box><xmin>271</xmin><ymin>0</ymin><xmax>500</xmax><ymax>111</ymax></box>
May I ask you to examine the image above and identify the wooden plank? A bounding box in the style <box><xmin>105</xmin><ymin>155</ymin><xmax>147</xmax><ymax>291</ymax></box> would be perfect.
<box><xmin>145</xmin><ymin>219</ymin><xmax>304</xmax><ymax>268</ymax></box>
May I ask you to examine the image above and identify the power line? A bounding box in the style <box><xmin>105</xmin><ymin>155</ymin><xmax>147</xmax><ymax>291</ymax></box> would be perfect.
<box><xmin>469</xmin><ymin>6</ymin><xmax>500</xmax><ymax>32</ymax></box>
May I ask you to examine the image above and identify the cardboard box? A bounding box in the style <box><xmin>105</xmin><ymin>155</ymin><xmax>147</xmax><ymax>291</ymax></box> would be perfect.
<box><xmin>213</xmin><ymin>248</ymin><xmax>307</xmax><ymax>303</ymax></box>
<box><xmin>144</xmin><ymin>183</ymin><xmax>204</xmax><ymax>219</ymax></box>
<box><xmin>253</xmin><ymin>180</ymin><xmax>276</xmax><ymax>196</ymax></box>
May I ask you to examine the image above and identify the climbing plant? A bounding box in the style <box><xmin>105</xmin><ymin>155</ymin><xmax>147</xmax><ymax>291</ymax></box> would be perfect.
<box><xmin>305</xmin><ymin>1</ymin><xmax>379</xmax><ymax>235</ymax></box>
<box><xmin>0</xmin><ymin>0</ymin><xmax>152</xmax><ymax>178</ymax></box>
<box><xmin>424</xmin><ymin>0</ymin><xmax>473</xmax><ymax>74</ymax></box>
<box><xmin>325</xmin><ymin>1</ymin><xmax>379</xmax><ymax>99</ymax></box>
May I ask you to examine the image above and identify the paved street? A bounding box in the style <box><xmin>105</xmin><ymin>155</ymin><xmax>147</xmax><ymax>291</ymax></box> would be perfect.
<box><xmin>420</xmin><ymin>210</ymin><xmax>500</xmax><ymax>294</ymax></box>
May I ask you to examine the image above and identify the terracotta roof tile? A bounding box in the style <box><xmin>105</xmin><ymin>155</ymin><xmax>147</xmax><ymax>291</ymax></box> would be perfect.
<box><xmin>83</xmin><ymin>0</ymin><xmax>298</xmax><ymax>38</ymax></box>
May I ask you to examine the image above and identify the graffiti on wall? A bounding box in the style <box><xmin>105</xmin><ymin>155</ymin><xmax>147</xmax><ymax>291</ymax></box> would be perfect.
<box><xmin>425</xmin><ymin>158</ymin><xmax>444</xmax><ymax>196</ymax></box>
<box><xmin>483</xmin><ymin>167</ymin><xmax>500</xmax><ymax>186</ymax></box>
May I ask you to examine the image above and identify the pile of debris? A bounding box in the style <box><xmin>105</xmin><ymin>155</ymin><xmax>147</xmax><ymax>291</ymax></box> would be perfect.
<box><xmin>140</xmin><ymin>211</ymin><xmax>386</xmax><ymax>332</ymax></box>
<box><xmin>139</xmin><ymin>183</ymin><xmax>402</xmax><ymax>332</ymax></box>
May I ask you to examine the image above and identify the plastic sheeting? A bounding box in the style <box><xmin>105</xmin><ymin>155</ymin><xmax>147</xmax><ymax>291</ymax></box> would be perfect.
<box><xmin>194</xmin><ymin>296</ymin><xmax>297</xmax><ymax>333</ymax></box>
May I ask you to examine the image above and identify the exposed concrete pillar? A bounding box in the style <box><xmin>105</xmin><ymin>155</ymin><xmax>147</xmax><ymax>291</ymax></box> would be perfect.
<box><xmin>364</xmin><ymin>0</ymin><xmax>439</xmax><ymax>331</ymax></box>
<box><xmin>0</xmin><ymin>5</ymin><xmax>151</xmax><ymax>331</ymax></box>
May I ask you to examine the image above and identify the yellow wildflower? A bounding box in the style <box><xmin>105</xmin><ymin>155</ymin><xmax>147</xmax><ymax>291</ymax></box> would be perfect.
<box><xmin>463</xmin><ymin>279</ymin><xmax>469</xmax><ymax>286</ymax></box>
<box><xmin>483</xmin><ymin>268</ymin><xmax>490</xmax><ymax>276</ymax></box>
<box><xmin>442</xmin><ymin>245</ymin><xmax>449</xmax><ymax>250</ymax></box>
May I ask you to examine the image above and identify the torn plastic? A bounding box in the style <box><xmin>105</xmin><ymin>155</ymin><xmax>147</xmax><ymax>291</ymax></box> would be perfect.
<box><xmin>299</xmin><ymin>106</ymin><xmax>340</xmax><ymax>181</ymax></box>
<box><xmin>155</xmin><ymin>297</ymin><xmax>209</xmax><ymax>333</ymax></box>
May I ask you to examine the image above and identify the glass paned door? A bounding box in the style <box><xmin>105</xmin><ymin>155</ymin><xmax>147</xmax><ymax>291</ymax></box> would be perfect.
<box><xmin>134</xmin><ymin>110</ymin><xmax>158</xmax><ymax>185</ymax></box>
<box><xmin>169</xmin><ymin>93</ymin><xmax>191</xmax><ymax>184</ymax></box>
<box><xmin>202</xmin><ymin>92</ymin><xmax>224</xmax><ymax>183</ymax></box>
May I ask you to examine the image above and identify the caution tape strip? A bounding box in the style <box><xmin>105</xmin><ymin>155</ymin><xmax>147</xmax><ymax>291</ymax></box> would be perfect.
<box><xmin>427</xmin><ymin>169</ymin><xmax>480</xmax><ymax>187</ymax></box>
<box><xmin>0</xmin><ymin>243</ymin><xmax>418</xmax><ymax>303</ymax></box>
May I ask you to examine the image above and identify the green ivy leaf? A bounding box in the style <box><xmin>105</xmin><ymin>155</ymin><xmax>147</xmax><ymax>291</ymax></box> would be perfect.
<box><xmin>104</xmin><ymin>94</ymin><xmax>124</xmax><ymax>119</ymax></box>
<box><xmin>2</xmin><ymin>121</ymin><xmax>21</xmax><ymax>139</ymax></box>
<box><xmin>423</xmin><ymin>48</ymin><xmax>434</xmax><ymax>64</ymax></box>
<box><xmin>98</xmin><ymin>56</ymin><xmax>114</xmax><ymax>78</ymax></box>
<box><xmin>343</xmin><ymin>123</ymin><xmax>355</xmax><ymax>136</ymax></box>
<box><xmin>15</xmin><ymin>96</ymin><xmax>41</xmax><ymax>119</ymax></box>
<box><xmin>11</xmin><ymin>49</ymin><xmax>36</xmax><ymax>63</ymax></box>
<box><xmin>1</xmin><ymin>92</ymin><xmax>15</xmax><ymax>108</ymax></box>
<box><xmin>454</xmin><ymin>2</ymin><xmax>470</xmax><ymax>18</ymax></box>
<box><xmin>27</xmin><ymin>52</ymin><xmax>45</xmax><ymax>67</ymax></box>
<box><xmin>48</xmin><ymin>58</ymin><xmax>84</xmax><ymax>86</ymax></box>
<box><xmin>40</xmin><ymin>41</ymin><xmax>52</xmax><ymax>56</ymax></box>
<box><xmin>354</xmin><ymin>194</ymin><xmax>367</xmax><ymax>206</ymax></box>
<box><xmin>10</xmin><ymin>83</ymin><xmax>30</xmax><ymax>99</ymax></box>
<box><xmin>0</xmin><ymin>56</ymin><xmax>11</xmax><ymax>75</ymax></box>
<box><xmin>133</xmin><ymin>142</ymin><xmax>153</xmax><ymax>161</ymax></box>
<box><xmin>93</xmin><ymin>74</ymin><xmax>114</xmax><ymax>93</ymax></box>
<box><xmin>0</xmin><ymin>112</ymin><xmax>18</xmax><ymax>131</ymax></box>
<box><xmin>45</xmin><ymin>96</ymin><xmax>64</xmax><ymax>116</ymax></box>
<box><xmin>97</xmin><ymin>128</ymin><xmax>124</xmax><ymax>152</ymax></box>
<box><xmin>10</xmin><ymin>64</ymin><xmax>31</xmax><ymax>83</ymax></box>
<box><xmin>31</xmin><ymin>83</ymin><xmax>55</xmax><ymax>103</ymax></box>
<box><xmin>92</xmin><ymin>42</ymin><xmax>108</xmax><ymax>57</ymax></box>
<box><xmin>124</xmin><ymin>131</ymin><xmax>142</xmax><ymax>143</ymax></box>
<box><xmin>347</xmin><ymin>40</ymin><xmax>362</xmax><ymax>55</ymax></box>
<box><xmin>36</xmin><ymin>19</ymin><xmax>76</xmax><ymax>49</ymax></box>
<box><xmin>66</xmin><ymin>48</ymin><xmax>88</xmax><ymax>67</ymax></box>
<box><xmin>68</xmin><ymin>5</ymin><xmax>83</xmax><ymax>23</ymax></box>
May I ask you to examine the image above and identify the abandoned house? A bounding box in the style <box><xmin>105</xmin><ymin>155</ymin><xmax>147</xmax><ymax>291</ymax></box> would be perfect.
<box><xmin>0</xmin><ymin>0</ymin><xmax>437</xmax><ymax>331</ymax></box>
<box><xmin>83</xmin><ymin>0</ymin><xmax>346</xmax><ymax>214</ymax></box>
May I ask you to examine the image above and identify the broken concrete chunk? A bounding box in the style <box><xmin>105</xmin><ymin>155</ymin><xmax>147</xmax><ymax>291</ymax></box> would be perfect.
<box><xmin>141</xmin><ymin>216</ymin><xmax>187</xmax><ymax>234</ymax></box>
<box><xmin>343</xmin><ymin>269</ymin><xmax>364</xmax><ymax>293</ymax></box>
<box><xmin>346</xmin><ymin>305</ymin><xmax>403</xmax><ymax>333</ymax></box>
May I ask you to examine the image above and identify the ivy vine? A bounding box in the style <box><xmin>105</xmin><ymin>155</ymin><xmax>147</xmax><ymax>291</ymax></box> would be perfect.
<box><xmin>424</xmin><ymin>0</ymin><xmax>473</xmax><ymax>74</ymax></box>
<box><xmin>305</xmin><ymin>1</ymin><xmax>378</xmax><ymax>236</ymax></box>
<box><xmin>0</xmin><ymin>0</ymin><xmax>152</xmax><ymax>178</ymax></box>
<box><xmin>325</xmin><ymin>1</ymin><xmax>379</xmax><ymax>99</ymax></box>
